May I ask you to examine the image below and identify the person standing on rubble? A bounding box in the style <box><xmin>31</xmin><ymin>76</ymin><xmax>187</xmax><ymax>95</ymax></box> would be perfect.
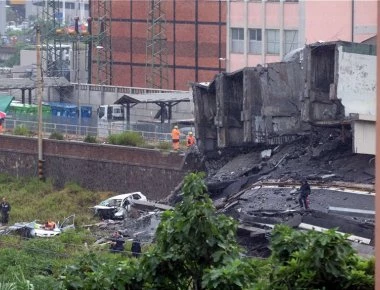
<box><xmin>298</xmin><ymin>179</ymin><xmax>311</xmax><ymax>209</ymax></box>
<box><xmin>171</xmin><ymin>125</ymin><xmax>180</xmax><ymax>151</ymax></box>
<box><xmin>0</xmin><ymin>197</ymin><xmax>11</xmax><ymax>224</ymax></box>
<box><xmin>186</xmin><ymin>131</ymin><xmax>196</xmax><ymax>148</ymax></box>
<box><xmin>109</xmin><ymin>231</ymin><xmax>125</xmax><ymax>253</ymax></box>
<box><xmin>131</xmin><ymin>238</ymin><xmax>142</xmax><ymax>258</ymax></box>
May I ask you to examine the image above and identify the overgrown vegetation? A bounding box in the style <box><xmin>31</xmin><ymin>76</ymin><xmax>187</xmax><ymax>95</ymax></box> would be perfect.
<box><xmin>0</xmin><ymin>173</ymin><xmax>374</xmax><ymax>289</ymax></box>
<box><xmin>83</xmin><ymin>135</ymin><xmax>98</xmax><ymax>143</ymax></box>
<box><xmin>107</xmin><ymin>132</ymin><xmax>144</xmax><ymax>147</ymax></box>
<box><xmin>0</xmin><ymin>175</ymin><xmax>110</xmax><ymax>226</ymax></box>
<box><xmin>49</xmin><ymin>131</ymin><xmax>64</xmax><ymax>140</ymax></box>
<box><xmin>156</xmin><ymin>141</ymin><xmax>171</xmax><ymax>150</ymax></box>
<box><xmin>13</xmin><ymin>125</ymin><xmax>32</xmax><ymax>136</ymax></box>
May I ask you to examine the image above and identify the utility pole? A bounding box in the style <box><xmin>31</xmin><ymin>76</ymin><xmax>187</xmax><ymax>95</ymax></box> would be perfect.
<box><xmin>36</xmin><ymin>25</ymin><xmax>44</xmax><ymax>181</ymax></box>
<box><xmin>376</xmin><ymin>1</ymin><xmax>380</xmax><ymax>288</ymax></box>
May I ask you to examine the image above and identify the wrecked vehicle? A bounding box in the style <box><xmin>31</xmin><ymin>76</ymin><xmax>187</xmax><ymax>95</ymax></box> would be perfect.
<box><xmin>1</xmin><ymin>215</ymin><xmax>75</xmax><ymax>238</ymax></box>
<box><xmin>93</xmin><ymin>192</ymin><xmax>147</xmax><ymax>220</ymax></box>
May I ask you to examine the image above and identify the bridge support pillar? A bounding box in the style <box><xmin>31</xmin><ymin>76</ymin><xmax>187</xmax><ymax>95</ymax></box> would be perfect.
<box><xmin>28</xmin><ymin>89</ymin><xmax>32</xmax><ymax>105</ymax></box>
<box><xmin>21</xmin><ymin>89</ymin><xmax>25</xmax><ymax>104</ymax></box>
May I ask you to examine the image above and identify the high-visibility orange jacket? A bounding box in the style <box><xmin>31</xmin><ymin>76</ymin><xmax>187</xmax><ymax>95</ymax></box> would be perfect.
<box><xmin>186</xmin><ymin>135</ymin><xmax>196</xmax><ymax>147</ymax></box>
<box><xmin>45</xmin><ymin>221</ymin><xmax>56</xmax><ymax>230</ymax></box>
<box><xmin>171</xmin><ymin>128</ymin><xmax>180</xmax><ymax>141</ymax></box>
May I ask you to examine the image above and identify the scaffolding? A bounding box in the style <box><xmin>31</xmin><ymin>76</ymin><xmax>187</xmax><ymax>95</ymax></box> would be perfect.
<box><xmin>92</xmin><ymin>0</ymin><xmax>113</xmax><ymax>85</ymax></box>
<box><xmin>145</xmin><ymin>0</ymin><xmax>169</xmax><ymax>89</ymax></box>
<box><xmin>41</xmin><ymin>0</ymin><xmax>64</xmax><ymax>78</ymax></box>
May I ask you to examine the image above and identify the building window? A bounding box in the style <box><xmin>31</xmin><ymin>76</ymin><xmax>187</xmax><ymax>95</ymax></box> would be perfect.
<box><xmin>231</xmin><ymin>28</ymin><xmax>244</xmax><ymax>53</ymax></box>
<box><xmin>284</xmin><ymin>30</ymin><xmax>298</xmax><ymax>54</ymax></box>
<box><xmin>248</xmin><ymin>29</ymin><xmax>262</xmax><ymax>54</ymax></box>
<box><xmin>266</xmin><ymin>29</ymin><xmax>280</xmax><ymax>54</ymax></box>
<box><xmin>84</xmin><ymin>4</ymin><xmax>89</xmax><ymax>10</ymax></box>
<box><xmin>65</xmin><ymin>2</ymin><xmax>75</xmax><ymax>9</ymax></box>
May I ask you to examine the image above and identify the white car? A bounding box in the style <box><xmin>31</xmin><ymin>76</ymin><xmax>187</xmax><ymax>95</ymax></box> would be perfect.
<box><xmin>93</xmin><ymin>192</ymin><xmax>147</xmax><ymax>219</ymax></box>
<box><xmin>2</xmin><ymin>215</ymin><xmax>75</xmax><ymax>238</ymax></box>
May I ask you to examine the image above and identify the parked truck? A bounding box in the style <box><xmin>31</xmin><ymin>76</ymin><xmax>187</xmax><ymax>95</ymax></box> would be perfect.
<box><xmin>97</xmin><ymin>104</ymin><xmax>125</xmax><ymax>121</ymax></box>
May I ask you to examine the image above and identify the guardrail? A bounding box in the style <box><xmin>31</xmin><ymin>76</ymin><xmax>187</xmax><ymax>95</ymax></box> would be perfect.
<box><xmin>72</xmin><ymin>83</ymin><xmax>189</xmax><ymax>95</ymax></box>
<box><xmin>3</xmin><ymin>119</ymin><xmax>173</xmax><ymax>142</ymax></box>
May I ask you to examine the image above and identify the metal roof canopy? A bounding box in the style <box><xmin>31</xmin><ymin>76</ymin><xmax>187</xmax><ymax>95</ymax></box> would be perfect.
<box><xmin>114</xmin><ymin>92</ymin><xmax>192</xmax><ymax>123</ymax></box>
<box><xmin>0</xmin><ymin>77</ymin><xmax>72</xmax><ymax>90</ymax></box>
<box><xmin>0</xmin><ymin>95</ymin><xmax>14</xmax><ymax>113</ymax></box>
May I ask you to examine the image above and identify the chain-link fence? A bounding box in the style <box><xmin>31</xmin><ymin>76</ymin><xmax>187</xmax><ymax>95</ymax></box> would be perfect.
<box><xmin>3</xmin><ymin>118</ymin><xmax>173</xmax><ymax>142</ymax></box>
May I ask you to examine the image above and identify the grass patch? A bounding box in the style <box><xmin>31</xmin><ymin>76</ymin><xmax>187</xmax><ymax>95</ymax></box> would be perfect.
<box><xmin>48</xmin><ymin>131</ymin><xmax>64</xmax><ymax>140</ymax></box>
<box><xmin>107</xmin><ymin>131</ymin><xmax>144</xmax><ymax>147</ymax></box>
<box><xmin>84</xmin><ymin>135</ymin><xmax>97</xmax><ymax>143</ymax></box>
<box><xmin>13</xmin><ymin>125</ymin><xmax>31</xmax><ymax>136</ymax></box>
<box><xmin>0</xmin><ymin>175</ymin><xmax>112</xmax><ymax>226</ymax></box>
<box><xmin>156</xmin><ymin>141</ymin><xmax>171</xmax><ymax>150</ymax></box>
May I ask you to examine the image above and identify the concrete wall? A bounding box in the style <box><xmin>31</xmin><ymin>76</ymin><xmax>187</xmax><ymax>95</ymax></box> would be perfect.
<box><xmin>337</xmin><ymin>46</ymin><xmax>376</xmax><ymax>116</ymax></box>
<box><xmin>193</xmin><ymin>41</ymin><xmax>376</xmax><ymax>154</ymax></box>
<box><xmin>353</xmin><ymin>119</ymin><xmax>375</xmax><ymax>155</ymax></box>
<box><xmin>0</xmin><ymin>135</ymin><xmax>187</xmax><ymax>200</ymax></box>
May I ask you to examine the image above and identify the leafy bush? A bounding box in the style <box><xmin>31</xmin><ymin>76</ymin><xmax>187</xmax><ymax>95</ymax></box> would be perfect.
<box><xmin>156</xmin><ymin>141</ymin><xmax>171</xmax><ymax>150</ymax></box>
<box><xmin>60</xmin><ymin>253</ymin><xmax>142</xmax><ymax>290</ymax></box>
<box><xmin>268</xmin><ymin>225</ymin><xmax>375</xmax><ymax>290</ymax></box>
<box><xmin>49</xmin><ymin>131</ymin><xmax>64</xmax><ymax>140</ymax></box>
<box><xmin>107</xmin><ymin>132</ymin><xmax>144</xmax><ymax>147</ymax></box>
<box><xmin>13</xmin><ymin>125</ymin><xmax>31</xmax><ymax>136</ymax></box>
<box><xmin>83</xmin><ymin>135</ymin><xmax>97</xmax><ymax>143</ymax></box>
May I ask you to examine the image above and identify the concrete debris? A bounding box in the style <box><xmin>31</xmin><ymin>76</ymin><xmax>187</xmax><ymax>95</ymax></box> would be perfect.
<box><xmin>261</xmin><ymin>149</ymin><xmax>272</xmax><ymax>160</ymax></box>
<box><xmin>328</xmin><ymin>206</ymin><xmax>375</xmax><ymax>218</ymax></box>
<box><xmin>195</xmin><ymin>127</ymin><xmax>375</xmax><ymax>257</ymax></box>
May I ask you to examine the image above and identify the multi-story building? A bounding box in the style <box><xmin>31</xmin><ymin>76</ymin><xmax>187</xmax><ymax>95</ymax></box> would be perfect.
<box><xmin>90</xmin><ymin>0</ymin><xmax>226</xmax><ymax>90</ymax></box>
<box><xmin>226</xmin><ymin>0</ymin><xmax>377</xmax><ymax>72</ymax></box>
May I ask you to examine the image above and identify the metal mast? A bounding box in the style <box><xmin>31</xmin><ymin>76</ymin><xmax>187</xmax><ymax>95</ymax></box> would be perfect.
<box><xmin>93</xmin><ymin>0</ymin><xmax>113</xmax><ymax>85</ymax></box>
<box><xmin>145</xmin><ymin>0</ymin><xmax>169</xmax><ymax>89</ymax></box>
<box><xmin>42</xmin><ymin>0</ymin><xmax>63</xmax><ymax>77</ymax></box>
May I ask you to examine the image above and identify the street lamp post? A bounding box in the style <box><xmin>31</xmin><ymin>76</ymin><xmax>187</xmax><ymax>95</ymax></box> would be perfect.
<box><xmin>36</xmin><ymin>25</ymin><xmax>44</xmax><ymax>181</ymax></box>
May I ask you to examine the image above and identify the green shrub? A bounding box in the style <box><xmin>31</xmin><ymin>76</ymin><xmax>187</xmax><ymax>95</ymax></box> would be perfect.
<box><xmin>156</xmin><ymin>141</ymin><xmax>171</xmax><ymax>150</ymax></box>
<box><xmin>83</xmin><ymin>135</ymin><xmax>97</xmax><ymax>143</ymax></box>
<box><xmin>107</xmin><ymin>131</ymin><xmax>144</xmax><ymax>147</ymax></box>
<box><xmin>141</xmin><ymin>143</ymin><xmax>155</xmax><ymax>149</ymax></box>
<box><xmin>13</xmin><ymin>125</ymin><xmax>31</xmax><ymax>136</ymax></box>
<box><xmin>49</xmin><ymin>131</ymin><xmax>64</xmax><ymax>140</ymax></box>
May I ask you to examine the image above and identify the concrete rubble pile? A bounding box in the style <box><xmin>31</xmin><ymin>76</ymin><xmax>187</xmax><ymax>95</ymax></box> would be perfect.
<box><xmin>86</xmin><ymin>127</ymin><xmax>374</xmax><ymax>258</ymax></box>
<box><xmin>198</xmin><ymin>126</ymin><xmax>375</xmax><ymax>257</ymax></box>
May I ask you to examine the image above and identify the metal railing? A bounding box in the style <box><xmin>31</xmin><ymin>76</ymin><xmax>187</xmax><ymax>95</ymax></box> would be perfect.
<box><xmin>3</xmin><ymin>118</ymin><xmax>173</xmax><ymax>142</ymax></box>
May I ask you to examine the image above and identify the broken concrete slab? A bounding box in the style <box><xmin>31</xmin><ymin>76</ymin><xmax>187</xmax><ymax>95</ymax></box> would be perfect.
<box><xmin>328</xmin><ymin>206</ymin><xmax>375</xmax><ymax>218</ymax></box>
<box><xmin>132</xmin><ymin>200</ymin><xmax>174</xmax><ymax>211</ymax></box>
<box><xmin>222</xmin><ymin>176</ymin><xmax>249</xmax><ymax>198</ymax></box>
<box><xmin>301</xmin><ymin>211</ymin><xmax>374</xmax><ymax>241</ymax></box>
<box><xmin>261</xmin><ymin>149</ymin><xmax>272</xmax><ymax>160</ymax></box>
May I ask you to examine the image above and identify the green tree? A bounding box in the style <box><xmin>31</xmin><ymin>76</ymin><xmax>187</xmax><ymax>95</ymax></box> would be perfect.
<box><xmin>60</xmin><ymin>253</ymin><xmax>142</xmax><ymax>290</ymax></box>
<box><xmin>268</xmin><ymin>225</ymin><xmax>374</xmax><ymax>290</ymax></box>
<box><xmin>141</xmin><ymin>172</ymin><xmax>252</xmax><ymax>290</ymax></box>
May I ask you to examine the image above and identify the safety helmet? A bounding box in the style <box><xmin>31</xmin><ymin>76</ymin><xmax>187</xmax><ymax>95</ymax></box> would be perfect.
<box><xmin>174</xmin><ymin>125</ymin><xmax>178</xmax><ymax>129</ymax></box>
<box><xmin>189</xmin><ymin>132</ymin><xmax>193</xmax><ymax>135</ymax></box>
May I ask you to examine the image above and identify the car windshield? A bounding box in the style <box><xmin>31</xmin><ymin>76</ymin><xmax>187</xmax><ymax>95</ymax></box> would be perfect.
<box><xmin>99</xmin><ymin>198</ymin><xmax>122</xmax><ymax>207</ymax></box>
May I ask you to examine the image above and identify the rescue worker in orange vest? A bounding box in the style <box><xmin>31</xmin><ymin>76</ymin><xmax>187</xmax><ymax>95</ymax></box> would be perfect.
<box><xmin>171</xmin><ymin>125</ymin><xmax>180</xmax><ymax>150</ymax></box>
<box><xmin>44</xmin><ymin>219</ymin><xmax>56</xmax><ymax>230</ymax></box>
<box><xmin>0</xmin><ymin>119</ymin><xmax>3</xmax><ymax>133</ymax></box>
<box><xmin>186</xmin><ymin>132</ymin><xmax>196</xmax><ymax>148</ymax></box>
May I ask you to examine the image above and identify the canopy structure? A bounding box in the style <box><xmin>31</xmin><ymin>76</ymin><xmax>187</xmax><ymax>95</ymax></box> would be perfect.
<box><xmin>114</xmin><ymin>91</ymin><xmax>192</xmax><ymax>123</ymax></box>
<box><xmin>0</xmin><ymin>95</ymin><xmax>14</xmax><ymax>114</ymax></box>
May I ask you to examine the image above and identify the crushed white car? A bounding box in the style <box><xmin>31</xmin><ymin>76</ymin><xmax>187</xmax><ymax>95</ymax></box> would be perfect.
<box><xmin>93</xmin><ymin>192</ymin><xmax>147</xmax><ymax>219</ymax></box>
<box><xmin>1</xmin><ymin>215</ymin><xmax>75</xmax><ymax>238</ymax></box>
